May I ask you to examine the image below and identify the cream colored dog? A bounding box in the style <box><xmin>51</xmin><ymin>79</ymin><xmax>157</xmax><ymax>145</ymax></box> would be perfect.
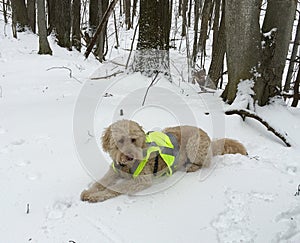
<box><xmin>81</xmin><ymin>120</ymin><xmax>247</xmax><ymax>203</ymax></box>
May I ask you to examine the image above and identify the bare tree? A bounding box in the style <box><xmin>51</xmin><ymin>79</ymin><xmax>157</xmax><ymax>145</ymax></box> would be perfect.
<box><xmin>192</xmin><ymin>0</ymin><xmax>201</xmax><ymax>66</ymax></box>
<box><xmin>207</xmin><ymin>0</ymin><xmax>226</xmax><ymax>88</ymax></box>
<box><xmin>72</xmin><ymin>0</ymin><xmax>81</xmax><ymax>51</ymax></box>
<box><xmin>54</xmin><ymin>0</ymin><xmax>71</xmax><ymax>49</ymax></box>
<box><xmin>27</xmin><ymin>0</ymin><xmax>36</xmax><ymax>33</ymax></box>
<box><xmin>292</xmin><ymin>68</ymin><xmax>300</xmax><ymax>107</ymax></box>
<box><xmin>133</xmin><ymin>0</ymin><xmax>172</xmax><ymax>76</ymax></box>
<box><xmin>255</xmin><ymin>0</ymin><xmax>296</xmax><ymax>105</ymax></box>
<box><xmin>221</xmin><ymin>0</ymin><xmax>261</xmax><ymax>104</ymax></box>
<box><xmin>11</xmin><ymin>0</ymin><xmax>29</xmax><ymax>32</ymax></box>
<box><xmin>2</xmin><ymin>0</ymin><xmax>8</xmax><ymax>24</ymax></box>
<box><xmin>47</xmin><ymin>0</ymin><xmax>55</xmax><ymax>34</ymax></box>
<box><xmin>198</xmin><ymin>0</ymin><xmax>213</xmax><ymax>66</ymax></box>
<box><xmin>37</xmin><ymin>0</ymin><xmax>52</xmax><ymax>55</ymax></box>
<box><xmin>181</xmin><ymin>0</ymin><xmax>188</xmax><ymax>36</ymax></box>
<box><xmin>285</xmin><ymin>17</ymin><xmax>300</xmax><ymax>93</ymax></box>
<box><xmin>124</xmin><ymin>0</ymin><xmax>132</xmax><ymax>29</ymax></box>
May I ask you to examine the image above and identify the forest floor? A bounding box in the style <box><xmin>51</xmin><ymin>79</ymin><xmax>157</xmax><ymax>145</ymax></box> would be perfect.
<box><xmin>1</xmin><ymin>18</ymin><xmax>300</xmax><ymax>243</ymax></box>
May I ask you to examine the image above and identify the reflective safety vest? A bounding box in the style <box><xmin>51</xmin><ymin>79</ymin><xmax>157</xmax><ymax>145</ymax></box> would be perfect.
<box><xmin>112</xmin><ymin>131</ymin><xmax>179</xmax><ymax>179</ymax></box>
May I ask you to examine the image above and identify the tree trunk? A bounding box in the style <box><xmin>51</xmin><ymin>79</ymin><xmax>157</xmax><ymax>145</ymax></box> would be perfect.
<box><xmin>207</xmin><ymin>0</ymin><xmax>225</xmax><ymax>88</ymax></box>
<box><xmin>11</xmin><ymin>0</ymin><xmax>29</xmax><ymax>31</ymax></box>
<box><xmin>133</xmin><ymin>0</ymin><xmax>172</xmax><ymax>76</ymax></box>
<box><xmin>3</xmin><ymin>0</ymin><xmax>8</xmax><ymax>24</ymax></box>
<box><xmin>132</xmin><ymin>0</ymin><xmax>138</xmax><ymax>25</ymax></box>
<box><xmin>94</xmin><ymin>0</ymin><xmax>109</xmax><ymax>61</ymax></box>
<box><xmin>11</xmin><ymin>0</ymin><xmax>17</xmax><ymax>38</ymax></box>
<box><xmin>285</xmin><ymin>17</ymin><xmax>300</xmax><ymax>92</ymax></box>
<box><xmin>187</xmin><ymin>0</ymin><xmax>192</xmax><ymax>27</ymax></box>
<box><xmin>47</xmin><ymin>0</ymin><xmax>56</xmax><ymax>34</ymax></box>
<box><xmin>192</xmin><ymin>0</ymin><xmax>201</xmax><ymax>66</ymax></box>
<box><xmin>72</xmin><ymin>0</ymin><xmax>81</xmax><ymax>51</ymax></box>
<box><xmin>222</xmin><ymin>0</ymin><xmax>261</xmax><ymax>103</ymax></box>
<box><xmin>27</xmin><ymin>0</ymin><xmax>36</xmax><ymax>33</ymax></box>
<box><xmin>198</xmin><ymin>0</ymin><xmax>213</xmax><ymax>59</ymax></box>
<box><xmin>255</xmin><ymin>0</ymin><xmax>296</xmax><ymax>105</ymax></box>
<box><xmin>37</xmin><ymin>0</ymin><xmax>52</xmax><ymax>55</ymax></box>
<box><xmin>84</xmin><ymin>0</ymin><xmax>118</xmax><ymax>59</ymax></box>
<box><xmin>89</xmin><ymin>0</ymin><xmax>99</xmax><ymax>32</ymax></box>
<box><xmin>181</xmin><ymin>0</ymin><xmax>188</xmax><ymax>36</ymax></box>
<box><xmin>55</xmin><ymin>0</ymin><xmax>71</xmax><ymax>49</ymax></box>
<box><xmin>124</xmin><ymin>0</ymin><xmax>132</xmax><ymax>29</ymax></box>
<box><xmin>291</xmin><ymin>67</ymin><xmax>300</xmax><ymax>107</ymax></box>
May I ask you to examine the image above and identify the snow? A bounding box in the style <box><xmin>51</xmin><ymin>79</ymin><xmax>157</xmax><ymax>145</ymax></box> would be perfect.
<box><xmin>1</xmin><ymin>18</ymin><xmax>300</xmax><ymax>243</ymax></box>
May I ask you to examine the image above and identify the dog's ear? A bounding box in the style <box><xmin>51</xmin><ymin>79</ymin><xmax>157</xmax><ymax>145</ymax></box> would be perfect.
<box><xmin>102</xmin><ymin>125</ymin><xmax>112</xmax><ymax>152</ymax></box>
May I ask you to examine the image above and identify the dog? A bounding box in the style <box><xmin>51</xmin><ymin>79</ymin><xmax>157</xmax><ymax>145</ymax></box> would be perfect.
<box><xmin>81</xmin><ymin>119</ymin><xmax>247</xmax><ymax>203</ymax></box>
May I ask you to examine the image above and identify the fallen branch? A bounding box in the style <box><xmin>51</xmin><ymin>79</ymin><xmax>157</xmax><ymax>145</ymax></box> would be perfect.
<box><xmin>46</xmin><ymin>66</ymin><xmax>82</xmax><ymax>84</ymax></box>
<box><xmin>90</xmin><ymin>70</ymin><xmax>124</xmax><ymax>80</ymax></box>
<box><xmin>225</xmin><ymin>109</ymin><xmax>291</xmax><ymax>147</ymax></box>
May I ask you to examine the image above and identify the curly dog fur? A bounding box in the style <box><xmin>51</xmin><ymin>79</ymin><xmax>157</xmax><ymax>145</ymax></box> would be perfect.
<box><xmin>81</xmin><ymin>120</ymin><xmax>247</xmax><ymax>203</ymax></box>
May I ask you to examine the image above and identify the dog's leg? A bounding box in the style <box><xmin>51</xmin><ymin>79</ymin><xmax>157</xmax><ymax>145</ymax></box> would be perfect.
<box><xmin>185</xmin><ymin>132</ymin><xmax>212</xmax><ymax>173</ymax></box>
<box><xmin>81</xmin><ymin>167</ymin><xmax>119</xmax><ymax>201</ymax></box>
<box><xmin>84</xmin><ymin>175</ymin><xmax>153</xmax><ymax>203</ymax></box>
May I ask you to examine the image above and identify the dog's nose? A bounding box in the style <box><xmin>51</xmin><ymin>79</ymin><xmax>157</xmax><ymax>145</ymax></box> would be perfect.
<box><xmin>126</xmin><ymin>154</ymin><xmax>134</xmax><ymax>161</ymax></box>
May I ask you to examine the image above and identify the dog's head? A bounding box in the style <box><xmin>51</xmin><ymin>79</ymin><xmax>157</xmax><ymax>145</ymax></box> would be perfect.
<box><xmin>102</xmin><ymin>120</ymin><xmax>146</xmax><ymax>167</ymax></box>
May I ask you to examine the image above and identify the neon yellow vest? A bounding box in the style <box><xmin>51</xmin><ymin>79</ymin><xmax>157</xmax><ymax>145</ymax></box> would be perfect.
<box><xmin>112</xmin><ymin>131</ymin><xmax>179</xmax><ymax>178</ymax></box>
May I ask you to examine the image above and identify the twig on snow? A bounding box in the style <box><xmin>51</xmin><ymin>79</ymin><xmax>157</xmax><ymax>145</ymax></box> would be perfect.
<box><xmin>46</xmin><ymin>66</ymin><xmax>82</xmax><ymax>84</ymax></box>
<box><xmin>26</xmin><ymin>203</ymin><xmax>30</xmax><ymax>214</ymax></box>
<box><xmin>90</xmin><ymin>71</ymin><xmax>124</xmax><ymax>80</ymax></box>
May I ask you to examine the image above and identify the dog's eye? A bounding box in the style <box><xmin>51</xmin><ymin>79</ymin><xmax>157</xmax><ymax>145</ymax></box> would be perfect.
<box><xmin>118</xmin><ymin>138</ymin><xmax>124</xmax><ymax>144</ymax></box>
<box><xmin>131</xmin><ymin>138</ymin><xmax>136</xmax><ymax>143</ymax></box>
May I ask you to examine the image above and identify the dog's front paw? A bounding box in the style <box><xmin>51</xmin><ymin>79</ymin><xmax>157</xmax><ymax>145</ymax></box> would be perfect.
<box><xmin>81</xmin><ymin>190</ymin><xmax>113</xmax><ymax>203</ymax></box>
<box><xmin>80</xmin><ymin>189</ymin><xmax>91</xmax><ymax>201</ymax></box>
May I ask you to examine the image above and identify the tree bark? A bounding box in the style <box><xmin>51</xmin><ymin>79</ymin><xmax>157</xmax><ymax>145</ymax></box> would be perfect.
<box><xmin>94</xmin><ymin>0</ymin><xmax>109</xmax><ymax>61</ymax></box>
<box><xmin>181</xmin><ymin>0</ymin><xmax>188</xmax><ymax>36</ymax></box>
<box><xmin>37</xmin><ymin>0</ymin><xmax>52</xmax><ymax>55</ymax></box>
<box><xmin>27</xmin><ymin>0</ymin><xmax>36</xmax><ymax>33</ymax></box>
<box><xmin>285</xmin><ymin>9</ymin><xmax>300</xmax><ymax>92</ymax></box>
<box><xmin>222</xmin><ymin>0</ymin><xmax>261</xmax><ymax>103</ymax></box>
<box><xmin>133</xmin><ymin>0</ymin><xmax>172</xmax><ymax>76</ymax></box>
<box><xmin>84</xmin><ymin>0</ymin><xmax>118</xmax><ymax>59</ymax></box>
<box><xmin>55</xmin><ymin>0</ymin><xmax>71</xmax><ymax>49</ymax></box>
<box><xmin>11</xmin><ymin>0</ymin><xmax>29</xmax><ymax>31</ymax></box>
<box><xmin>207</xmin><ymin>0</ymin><xmax>225</xmax><ymax>88</ymax></box>
<box><xmin>192</xmin><ymin>0</ymin><xmax>201</xmax><ymax>66</ymax></box>
<box><xmin>89</xmin><ymin>0</ymin><xmax>99</xmax><ymax>32</ymax></box>
<box><xmin>3</xmin><ymin>0</ymin><xmax>8</xmax><ymax>24</ymax></box>
<box><xmin>72</xmin><ymin>0</ymin><xmax>81</xmax><ymax>51</ymax></box>
<box><xmin>292</xmin><ymin>67</ymin><xmax>300</xmax><ymax>107</ymax></box>
<box><xmin>132</xmin><ymin>0</ymin><xmax>138</xmax><ymax>25</ymax></box>
<box><xmin>124</xmin><ymin>0</ymin><xmax>132</xmax><ymax>29</ymax></box>
<box><xmin>47</xmin><ymin>0</ymin><xmax>56</xmax><ymax>34</ymax></box>
<box><xmin>255</xmin><ymin>0</ymin><xmax>297</xmax><ymax>105</ymax></box>
<box><xmin>198</xmin><ymin>0</ymin><xmax>213</xmax><ymax>59</ymax></box>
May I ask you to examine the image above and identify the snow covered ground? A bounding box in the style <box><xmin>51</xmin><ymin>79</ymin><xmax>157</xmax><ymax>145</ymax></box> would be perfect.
<box><xmin>1</xmin><ymin>20</ymin><xmax>300</xmax><ymax>243</ymax></box>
